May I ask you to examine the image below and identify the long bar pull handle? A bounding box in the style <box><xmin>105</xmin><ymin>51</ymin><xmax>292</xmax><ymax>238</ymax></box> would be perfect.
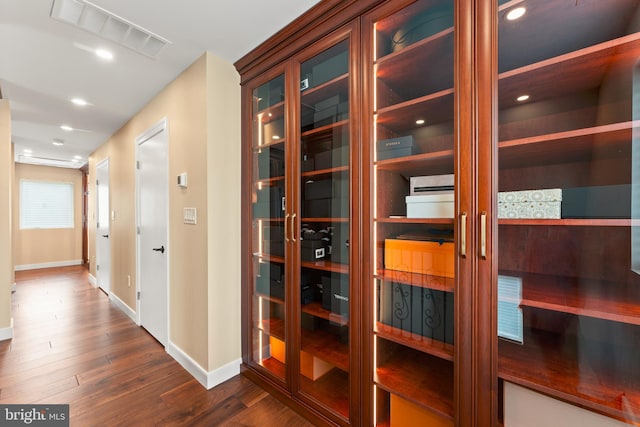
<box><xmin>291</xmin><ymin>213</ymin><xmax>297</xmax><ymax>243</ymax></box>
<box><xmin>285</xmin><ymin>214</ymin><xmax>290</xmax><ymax>243</ymax></box>
<box><xmin>460</xmin><ymin>212</ymin><xmax>467</xmax><ymax>257</ymax></box>
<box><xmin>480</xmin><ymin>211</ymin><xmax>487</xmax><ymax>259</ymax></box>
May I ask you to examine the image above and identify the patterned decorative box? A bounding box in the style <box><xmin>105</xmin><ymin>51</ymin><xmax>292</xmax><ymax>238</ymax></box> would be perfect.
<box><xmin>498</xmin><ymin>188</ymin><xmax>562</xmax><ymax>219</ymax></box>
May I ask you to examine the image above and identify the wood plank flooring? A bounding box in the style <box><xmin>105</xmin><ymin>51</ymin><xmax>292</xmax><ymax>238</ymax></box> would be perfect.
<box><xmin>0</xmin><ymin>265</ymin><xmax>313</xmax><ymax>426</ymax></box>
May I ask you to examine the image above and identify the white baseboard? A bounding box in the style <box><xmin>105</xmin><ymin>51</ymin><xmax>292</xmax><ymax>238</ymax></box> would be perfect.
<box><xmin>15</xmin><ymin>259</ymin><xmax>83</xmax><ymax>271</ymax></box>
<box><xmin>0</xmin><ymin>318</ymin><xmax>14</xmax><ymax>341</ymax></box>
<box><xmin>167</xmin><ymin>340</ymin><xmax>240</xmax><ymax>390</ymax></box>
<box><xmin>109</xmin><ymin>292</ymin><xmax>137</xmax><ymax>323</ymax></box>
<box><xmin>88</xmin><ymin>274</ymin><xmax>97</xmax><ymax>287</ymax></box>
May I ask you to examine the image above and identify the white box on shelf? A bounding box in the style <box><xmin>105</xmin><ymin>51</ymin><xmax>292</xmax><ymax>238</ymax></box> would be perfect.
<box><xmin>410</xmin><ymin>174</ymin><xmax>454</xmax><ymax>195</ymax></box>
<box><xmin>406</xmin><ymin>193</ymin><xmax>454</xmax><ymax>218</ymax></box>
<box><xmin>498</xmin><ymin>188</ymin><xmax>562</xmax><ymax>219</ymax></box>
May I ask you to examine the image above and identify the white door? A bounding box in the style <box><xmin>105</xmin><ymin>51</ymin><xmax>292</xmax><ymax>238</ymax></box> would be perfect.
<box><xmin>96</xmin><ymin>159</ymin><xmax>111</xmax><ymax>294</ymax></box>
<box><xmin>137</xmin><ymin>120</ymin><xmax>168</xmax><ymax>346</ymax></box>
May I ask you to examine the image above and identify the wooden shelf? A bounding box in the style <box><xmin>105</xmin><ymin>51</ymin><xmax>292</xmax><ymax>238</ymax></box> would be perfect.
<box><xmin>499</xmin><ymin>330</ymin><xmax>640</xmax><ymax>424</ymax></box>
<box><xmin>375</xmin><ymin>322</ymin><xmax>453</xmax><ymax>361</ymax></box>
<box><xmin>301</xmin><ymin>259</ymin><xmax>349</xmax><ymax>274</ymax></box>
<box><xmin>301</xmin><ymin>328</ymin><xmax>349</xmax><ymax>372</ymax></box>
<box><xmin>301</xmin><ymin>165</ymin><xmax>349</xmax><ymax>178</ymax></box>
<box><xmin>374</xmin><ymin>149</ymin><xmax>453</xmax><ymax>175</ymax></box>
<box><xmin>256</xmin><ymin>100</ymin><xmax>285</xmax><ymax>116</ymax></box>
<box><xmin>255</xmin><ymin>292</ymin><xmax>284</xmax><ymax>306</ymax></box>
<box><xmin>376</xmin><ymin>89</ymin><xmax>454</xmax><ymax>132</ymax></box>
<box><xmin>254</xmin><ymin>254</ymin><xmax>284</xmax><ymax>264</ymax></box>
<box><xmin>300</xmin><ymin>73</ymin><xmax>348</xmax><ymax>106</ymax></box>
<box><xmin>259</xmin><ymin>356</ymin><xmax>286</xmax><ymax>380</ymax></box>
<box><xmin>255</xmin><ymin>318</ymin><xmax>285</xmax><ymax>341</ymax></box>
<box><xmin>376</xmin><ymin>269</ymin><xmax>454</xmax><ymax>293</ymax></box>
<box><xmin>376</xmin><ymin>217</ymin><xmax>454</xmax><ymax>225</ymax></box>
<box><xmin>375</xmin><ymin>344</ymin><xmax>454</xmax><ymax>420</ymax></box>
<box><xmin>301</xmin><ymin>119</ymin><xmax>349</xmax><ymax>139</ymax></box>
<box><xmin>254</xmin><ymin>137</ymin><xmax>285</xmax><ymax>150</ymax></box>
<box><xmin>499</xmin><ymin>33</ymin><xmax>640</xmax><ymax>109</ymax></box>
<box><xmin>376</xmin><ymin>28</ymin><xmax>454</xmax><ymax>108</ymax></box>
<box><xmin>302</xmin><ymin>302</ymin><xmax>348</xmax><ymax>326</ymax></box>
<box><xmin>498</xmin><ymin>121</ymin><xmax>639</xmax><ymax>168</ymax></box>
<box><xmin>300</xmin><ymin>368</ymin><xmax>350</xmax><ymax>419</ymax></box>
<box><xmin>301</xmin><ymin>217</ymin><xmax>349</xmax><ymax>223</ymax></box>
<box><xmin>499</xmin><ymin>218</ymin><xmax>637</xmax><ymax>227</ymax></box>
<box><xmin>500</xmin><ymin>271</ymin><xmax>640</xmax><ymax>326</ymax></box>
<box><xmin>254</xmin><ymin>175</ymin><xmax>284</xmax><ymax>184</ymax></box>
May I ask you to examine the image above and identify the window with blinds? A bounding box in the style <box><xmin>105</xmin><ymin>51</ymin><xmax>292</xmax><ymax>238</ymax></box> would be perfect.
<box><xmin>20</xmin><ymin>180</ymin><xmax>74</xmax><ymax>229</ymax></box>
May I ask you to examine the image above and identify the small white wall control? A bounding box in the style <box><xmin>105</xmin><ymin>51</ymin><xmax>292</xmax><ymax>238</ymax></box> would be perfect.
<box><xmin>177</xmin><ymin>173</ymin><xmax>188</xmax><ymax>188</ymax></box>
<box><xmin>183</xmin><ymin>207</ymin><xmax>196</xmax><ymax>225</ymax></box>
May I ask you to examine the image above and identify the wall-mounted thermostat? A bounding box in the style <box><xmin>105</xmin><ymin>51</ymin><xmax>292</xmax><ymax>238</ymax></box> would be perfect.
<box><xmin>177</xmin><ymin>173</ymin><xmax>188</xmax><ymax>188</ymax></box>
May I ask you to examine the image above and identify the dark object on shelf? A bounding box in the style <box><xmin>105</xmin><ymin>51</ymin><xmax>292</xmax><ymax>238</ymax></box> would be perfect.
<box><xmin>301</xmin><ymin>283</ymin><xmax>316</xmax><ymax>305</ymax></box>
<box><xmin>329</xmin><ymin>224</ymin><xmax>349</xmax><ymax>264</ymax></box>
<box><xmin>301</xmin><ymin>239</ymin><xmax>327</xmax><ymax>262</ymax></box>
<box><xmin>301</xmin><ymin>312</ymin><xmax>321</xmax><ymax>331</ymax></box>
<box><xmin>561</xmin><ymin>184</ymin><xmax>631</xmax><ymax>219</ymax></box>
<box><xmin>377</xmin><ymin>135</ymin><xmax>417</xmax><ymax>161</ymax></box>
<box><xmin>390</xmin><ymin>4</ymin><xmax>454</xmax><ymax>53</ymax></box>
<box><xmin>262</xmin><ymin>225</ymin><xmax>284</xmax><ymax>241</ymax></box>
<box><xmin>301</xmin><ymin>154</ymin><xmax>315</xmax><ymax>172</ymax></box>
<box><xmin>256</xmin><ymin>261</ymin><xmax>284</xmax><ymax>300</ymax></box>
<box><xmin>305</xmin><ymin>179</ymin><xmax>334</xmax><ymax>200</ymax></box>
<box><xmin>311</xmin><ymin>50</ymin><xmax>348</xmax><ymax>88</ymax></box>
<box><xmin>322</xmin><ymin>273</ymin><xmax>349</xmax><ymax>318</ymax></box>
<box><xmin>253</xmin><ymin>186</ymin><xmax>284</xmax><ymax>218</ymax></box>
<box><xmin>257</xmin><ymin>146</ymin><xmax>284</xmax><ymax>179</ymax></box>
<box><xmin>304</xmin><ymin>198</ymin><xmax>331</xmax><ymax>218</ymax></box>
<box><xmin>256</xmin><ymin>186</ymin><xmax>283</xmax><ymax>203</ymax></box>
<box><xmin>315</xmin><ymin>145</ymin><xmax>349</xmax><ymax>170</ymax></box>
<box><xmin>262</xmin><ymin>239</ymin><xmax>284</xmax><ymax>257</ymax></box>
<box><xmin>379</xmin><ymin>281</ymin><xmax>453</xmax><ymax>344</ymax></box>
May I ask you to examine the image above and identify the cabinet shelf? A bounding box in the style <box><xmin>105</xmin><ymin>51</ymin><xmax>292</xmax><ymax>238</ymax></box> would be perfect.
<box><xmin>256</xmin><ymin>100</ymin><xmax>285</xmax><ymax>116</ymax></box>
<box><xmin>302</xmin><ymin>217</ymin><xmax>349</xmax><ymax>223</ymax></box>
<box><xmin>375</xmin><ymin>322</ymin><xmax>453</xmax><ymax>361</ymax></box>
<box><xmin>376</xmin><ymin>217</ymin><xmax>454</xmax><ymax>225</ymax></box>
<box><xmin>255</xmin><ymin>138</ymin><xmax>286</xmax><ymax>149</ymax></box>
<box><xmin>256</xmin><ymin>318</ymin><xmax>285</xmax><ymax>341</ymax></box>
<box><xmin>498</xmin><ymin>121</ymin><xmax>639</xmax><ymax>168</ymax></box>
<box><xmin>501</xmin><ymin>271</ymin><xmax>640</xmax><ymax>326</ymax></box>
<box><xmin>300</xmin><ymin>368</ymin><xmax>350</xmax><ymax>419</ymax></box>
<box><xmin>375</xmin><ymin>28</ymin><xmax>453</xmax><ymax>108</ymax></box>
<box><xmin>300</xmin><ymin>73</ymin><xmax>348</xmax><ymax>106</ymax></box>
<box><xmin>255</xmin><ymin>292</ymin><xmax>284</xmax><ymax>306</ymax></box>
<box><xmin>254</xmin><ymin>175</ymin><xmax>284</xmax><ymax>184</ymax></box>
<box><xmin>259</xmin><ymin>356</ymin><xmax>286</xmax><ymax>379</ymax></box>
<box><xmin>301</xmin><ymin>328</ymin><xmax>349</xmax><ymax>372</ymax></box>
<box><xmin>301</xmin><ymin>165</ymin><xmax>349</xmax><ymax>178</ymax></box>
<box><xmin>375</xmin><ymin>344</ymin><xmax>453</xmax><ymax>421</ymax></box>
<box><xmin>302</xmin><ymin>302</ymin><xmax>349</xmax><ymax>326</ymax></box>
<box><xmin>499</xmin><ymin>33</ymin><xmax>640</xmax><ymax>109</ymax></box>
<box><xmin>255</xmin><ymin>254</ymin><xmax>284</xmax><ymax>264</ymax></box>
<box><xmin>375</xmin><ymin>149</ymin><xmax>453</xmax><ymax>175</ymax></box>
<box><xmin>499</xmin><ymin>330</ymin><xmax>640</xmax><ymax>424</ymax></box>
<box><xmin>376</xmin><ymin>269</ymin><xmax>454</xmax><ymax>293</ymax></box>
<box><xmin>301</xmin><ymin>259</ymin><xmax>349</xmax><ymax>274</ymax></box>
<box><xmin>301</xmin><ymin>119</ymin><xmax>349</xmax><ymax>138</ymax></box>
<box><xmin>499</xmin><ymin>219</ymin><xmax>637</xmax><ymax>227</ymax></box>
<box><xmin>376</xmin><ymin>89</ymin><xmax>454</xmax><ymax>132</ymax></box>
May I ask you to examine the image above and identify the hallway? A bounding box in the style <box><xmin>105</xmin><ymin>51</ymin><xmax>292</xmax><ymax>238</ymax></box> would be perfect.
<box><xmin>0</xmin><ymin>266</ymin><xmax>312</xmax><ymax>426</ymax></box>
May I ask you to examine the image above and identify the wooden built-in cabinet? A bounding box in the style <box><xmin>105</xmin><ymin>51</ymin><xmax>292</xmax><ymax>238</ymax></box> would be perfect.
<box><xmin>236</xmin><ymin>0</ymin><xmax>640</xmax><ymax>425</ymax></box>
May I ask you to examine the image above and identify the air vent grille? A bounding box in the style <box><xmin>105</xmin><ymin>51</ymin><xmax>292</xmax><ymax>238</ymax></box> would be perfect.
<box><xmin>50</xmin><ymin>0</ymin><xmax>170</xmax><ymax>58</ymax></box>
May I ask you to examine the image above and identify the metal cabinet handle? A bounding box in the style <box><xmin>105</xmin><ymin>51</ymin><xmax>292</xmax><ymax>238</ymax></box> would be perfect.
<box><xmin>285</xmin><ymin>214</ymin><xmax>290</xmax><ymax>243</ymax></box>
<box><xmin>291</xmin><ymin>213</ymin><xmax>297</xmax><ymax>243</ymax></box>
<box><xmin>460</xmin><ymin>212</ymin><xmax>467</xmax><ymax>257</ymax></box>
<box><xmin>480</xmin><ymin>211</ymin><xmax>487</xmax><ymax>259</ymax></box>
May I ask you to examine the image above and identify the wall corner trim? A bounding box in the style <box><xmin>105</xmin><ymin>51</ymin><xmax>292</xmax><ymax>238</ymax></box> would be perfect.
<box><xmin>0</xmin><ymin>318</ymin><xmax>14</xmax><ymax>341</ymax></box>
<box><xmin>88</xmin><ymin>274</ymin><xmax>97</xmax><ymax>288</ymax></box>
<box><xmin>109</xmin><ymin>292</ymin><xmax>136</xmax><ymax>323</ymax></box>
<box><xmin>167</xmin><ymin>340</ymin><xmax>240</xmax><ymax>390</ymax></box>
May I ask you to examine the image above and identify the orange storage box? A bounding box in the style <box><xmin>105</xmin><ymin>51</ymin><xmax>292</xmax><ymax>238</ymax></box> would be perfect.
<box><xmin>384</xmin><ymin>238</ymin><xmax>454</xmax><ymax>278</ymax></box>
<box><xmin>390</xmin><ymin>393</ymin><xmax>453</xmax><ymax>427</ymax></box>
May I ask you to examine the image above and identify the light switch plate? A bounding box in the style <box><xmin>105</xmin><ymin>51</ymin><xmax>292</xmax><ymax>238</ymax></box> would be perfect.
<box><xmin>183</xmin><ymin>207</ymin><xmax>196</xmax><ymax>225</ymax></box>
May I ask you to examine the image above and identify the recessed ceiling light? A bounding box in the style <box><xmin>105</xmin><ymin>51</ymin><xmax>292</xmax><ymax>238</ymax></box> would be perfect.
<box><xmin>272</xmin><ymin>135</ymin><xmax>280</xmax><ymax>140</ymax></box>
<box><xmin>60</xmin><ymin>125</ymin><xmax>73</xmax><ymax>131</ymax></box>
<box><xmin>72</xmin><ymin>159</ymin><xmax>80</xmax><ymax>163</ymax></box>
<box><xmin>74</xmin><ymin>155</ymin><xmax>82</xmax><ymax>159</ymax></box>
<box><xmin>23</xmin><ymin>153</ymin><xmax>32</xmax><ymax>157</ymax></box>
<box><xmin>506</xmin><ymin>7</ymin><xmax>526</xmax><ymax>21</ymax></box>
<box><xmin>71</xmin><ymin>98</ymin><xmax>88</xmax><ymax>106</ymax></box>
<box><xmin>95</xmin><ymin>48</ymin><xmax>114</xmax><ymax>60</ymax></box>
<box><xmin>416</xmin><ymin>119</ymin><xmax>425</xmax><ymax>125</ymax></box>
<box><xmin>52</xmin><ymin>139</ymin><xmax>65</xmax><ymax>146</ymax></box>
<box><xmin>23</xmin><ymin>149</ymin><xmax>32</xmax><ymax>153</ymax></box>
<box><xmin>517</xmin><ymin>94</ymin><xmax>530</xmax><ymax>102</ymax></box>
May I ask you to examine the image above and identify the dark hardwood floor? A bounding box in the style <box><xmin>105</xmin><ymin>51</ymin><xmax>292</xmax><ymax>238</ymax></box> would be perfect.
<box><xmin>0</xmin><ymin>265</ymin><xmax>313</xmax><ymax>426</ymax></box>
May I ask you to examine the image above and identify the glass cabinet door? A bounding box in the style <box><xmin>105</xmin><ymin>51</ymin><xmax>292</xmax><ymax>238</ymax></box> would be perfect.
<box><xmin>250</xmin><ymin>74</ymin><xmax>287</xmax><ymax>381</ymax></box>
<box><xmin>496</xmin><ymin>1</ymin><xmax>640</xmax><ymax>425</ymax></box>
<box><xmin>295</xmin><ymin>36</ymin><xmax>352</xmax><ymax>420</ymax></box>
<box><xmin>368</xmin><ymin>1</ymin><xmax>457</xmax><ymax>425</ymax></box>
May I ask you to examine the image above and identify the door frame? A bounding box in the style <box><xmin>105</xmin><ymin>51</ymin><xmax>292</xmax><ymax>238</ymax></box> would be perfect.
<box><xmin>95</xmin><ymin>158</ymin><xmax>111</xmax><ymax>294</ymax></box>
<box><xmin>135</xmin><ymin>117</ymin><xmax>170</xmax><ymax>338</ymax></box>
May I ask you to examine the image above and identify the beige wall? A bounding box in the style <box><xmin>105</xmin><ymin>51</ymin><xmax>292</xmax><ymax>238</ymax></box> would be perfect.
<box><xmin>0</xmin><ymin>100</ymin><xmax>12</xmax><ymax>333</ymax></box>
<box><xmin>88</xmin><ymin>52</ymin><xmax>241</xmax><ymax>373</ymax></box>
<box><xmin>12</xmin><ymin>164</ymin><xmax>83</xmax><ymax>268</ymax></box>
<box><xmin>205</xmin><ymin>53</ymin><xmax>241</xmax><ymax>369</ymax></box>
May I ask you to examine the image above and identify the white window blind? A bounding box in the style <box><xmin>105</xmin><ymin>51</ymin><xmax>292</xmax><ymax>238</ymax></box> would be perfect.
<box><xmin>20</xmin><ymin>180</ymin><xmax>74</xmax><ymax>229</ymax></box>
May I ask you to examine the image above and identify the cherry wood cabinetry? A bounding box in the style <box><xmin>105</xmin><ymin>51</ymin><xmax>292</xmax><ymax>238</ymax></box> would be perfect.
<box><xmin>237</xmin><ymin>0</ymin><xmax>640</xmax><ymax>425</ymax></box>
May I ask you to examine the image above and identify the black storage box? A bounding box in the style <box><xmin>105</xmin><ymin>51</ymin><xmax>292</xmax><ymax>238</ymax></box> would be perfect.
<box><xmin>377</xmin><ymin>135</ymin><xmax>417</xmax><ymax>161</ymax></box>
<box><xmin>301</xmin><ymin>239</ymin><xmax>327</xmax><ymax>262</ymax></box>
<box><xmin>304</xmin><ymin>199</ymin><xmax>331</xmax><ymax>218</ymax></box>
<box><xmin>262</xmin><ymin>225</ymin><xmax>284</xmax><ymax>241</ymax></box>
<box><xmin>322</xmin><ymin>273</ymin><xmax>349</xmax><ymax>318</ymax></box>
<box><xmin>256</xmin><ymin>186</ymin><xmax>282</xmax><ymax>203</ymax></box>
<box><xmin>562</xmin><ymin>184</ymin><xmax>631</xmax><ymax>219</ymax></box>
<box><xmin>262</xmin><ymin>239</ymin><xmax>284</xmax><ymax>257</ymax></box>
<box><xmin>305</xmin><ymin>179</ymin><xmax>334</xmax><ymax>200</ymax></box>
<box><xmin>257</xmin><ymin>146</ymin><xmax>285</xmax><ymax>179</ymax></box>
<box><xmin>330</xmin><ymin>224</ymin><xmax>349</xmax><ymax>264</ymax></box>
<box><xmin>255</xmin><ymin>277</ymin><xmax>285</xmax><ymax>300</ymax></box>
<box><xmin>301</xmin><ymin>154</ymin><xmax>315</xmax><ymax>172</ymax></box>
<box><xmin>259</xmin><ymin>261</ymin><xmax>283</xmax><ymax>280</ymax></box>
<box><xmin>315</xmin><ymin>145</ymin><xmax>349</xmax><ymax>170</ymax></box>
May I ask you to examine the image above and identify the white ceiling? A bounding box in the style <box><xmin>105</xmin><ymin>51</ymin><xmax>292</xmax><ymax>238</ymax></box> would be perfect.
<box><xmin>0</xmin><ymin>0</ymin><xmax>320</xmax><ymax>168</ymax></box>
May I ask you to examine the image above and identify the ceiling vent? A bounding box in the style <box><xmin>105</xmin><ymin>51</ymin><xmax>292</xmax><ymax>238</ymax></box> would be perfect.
<box><xmin>17</xmin><ymin>155</ymin><xmax>84</xmax><ymax>169</ymax></box>
<box><xmin>50</xmin><ymin>0</ymin><xmax>170</xmax><ymax>58</ymax></box>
